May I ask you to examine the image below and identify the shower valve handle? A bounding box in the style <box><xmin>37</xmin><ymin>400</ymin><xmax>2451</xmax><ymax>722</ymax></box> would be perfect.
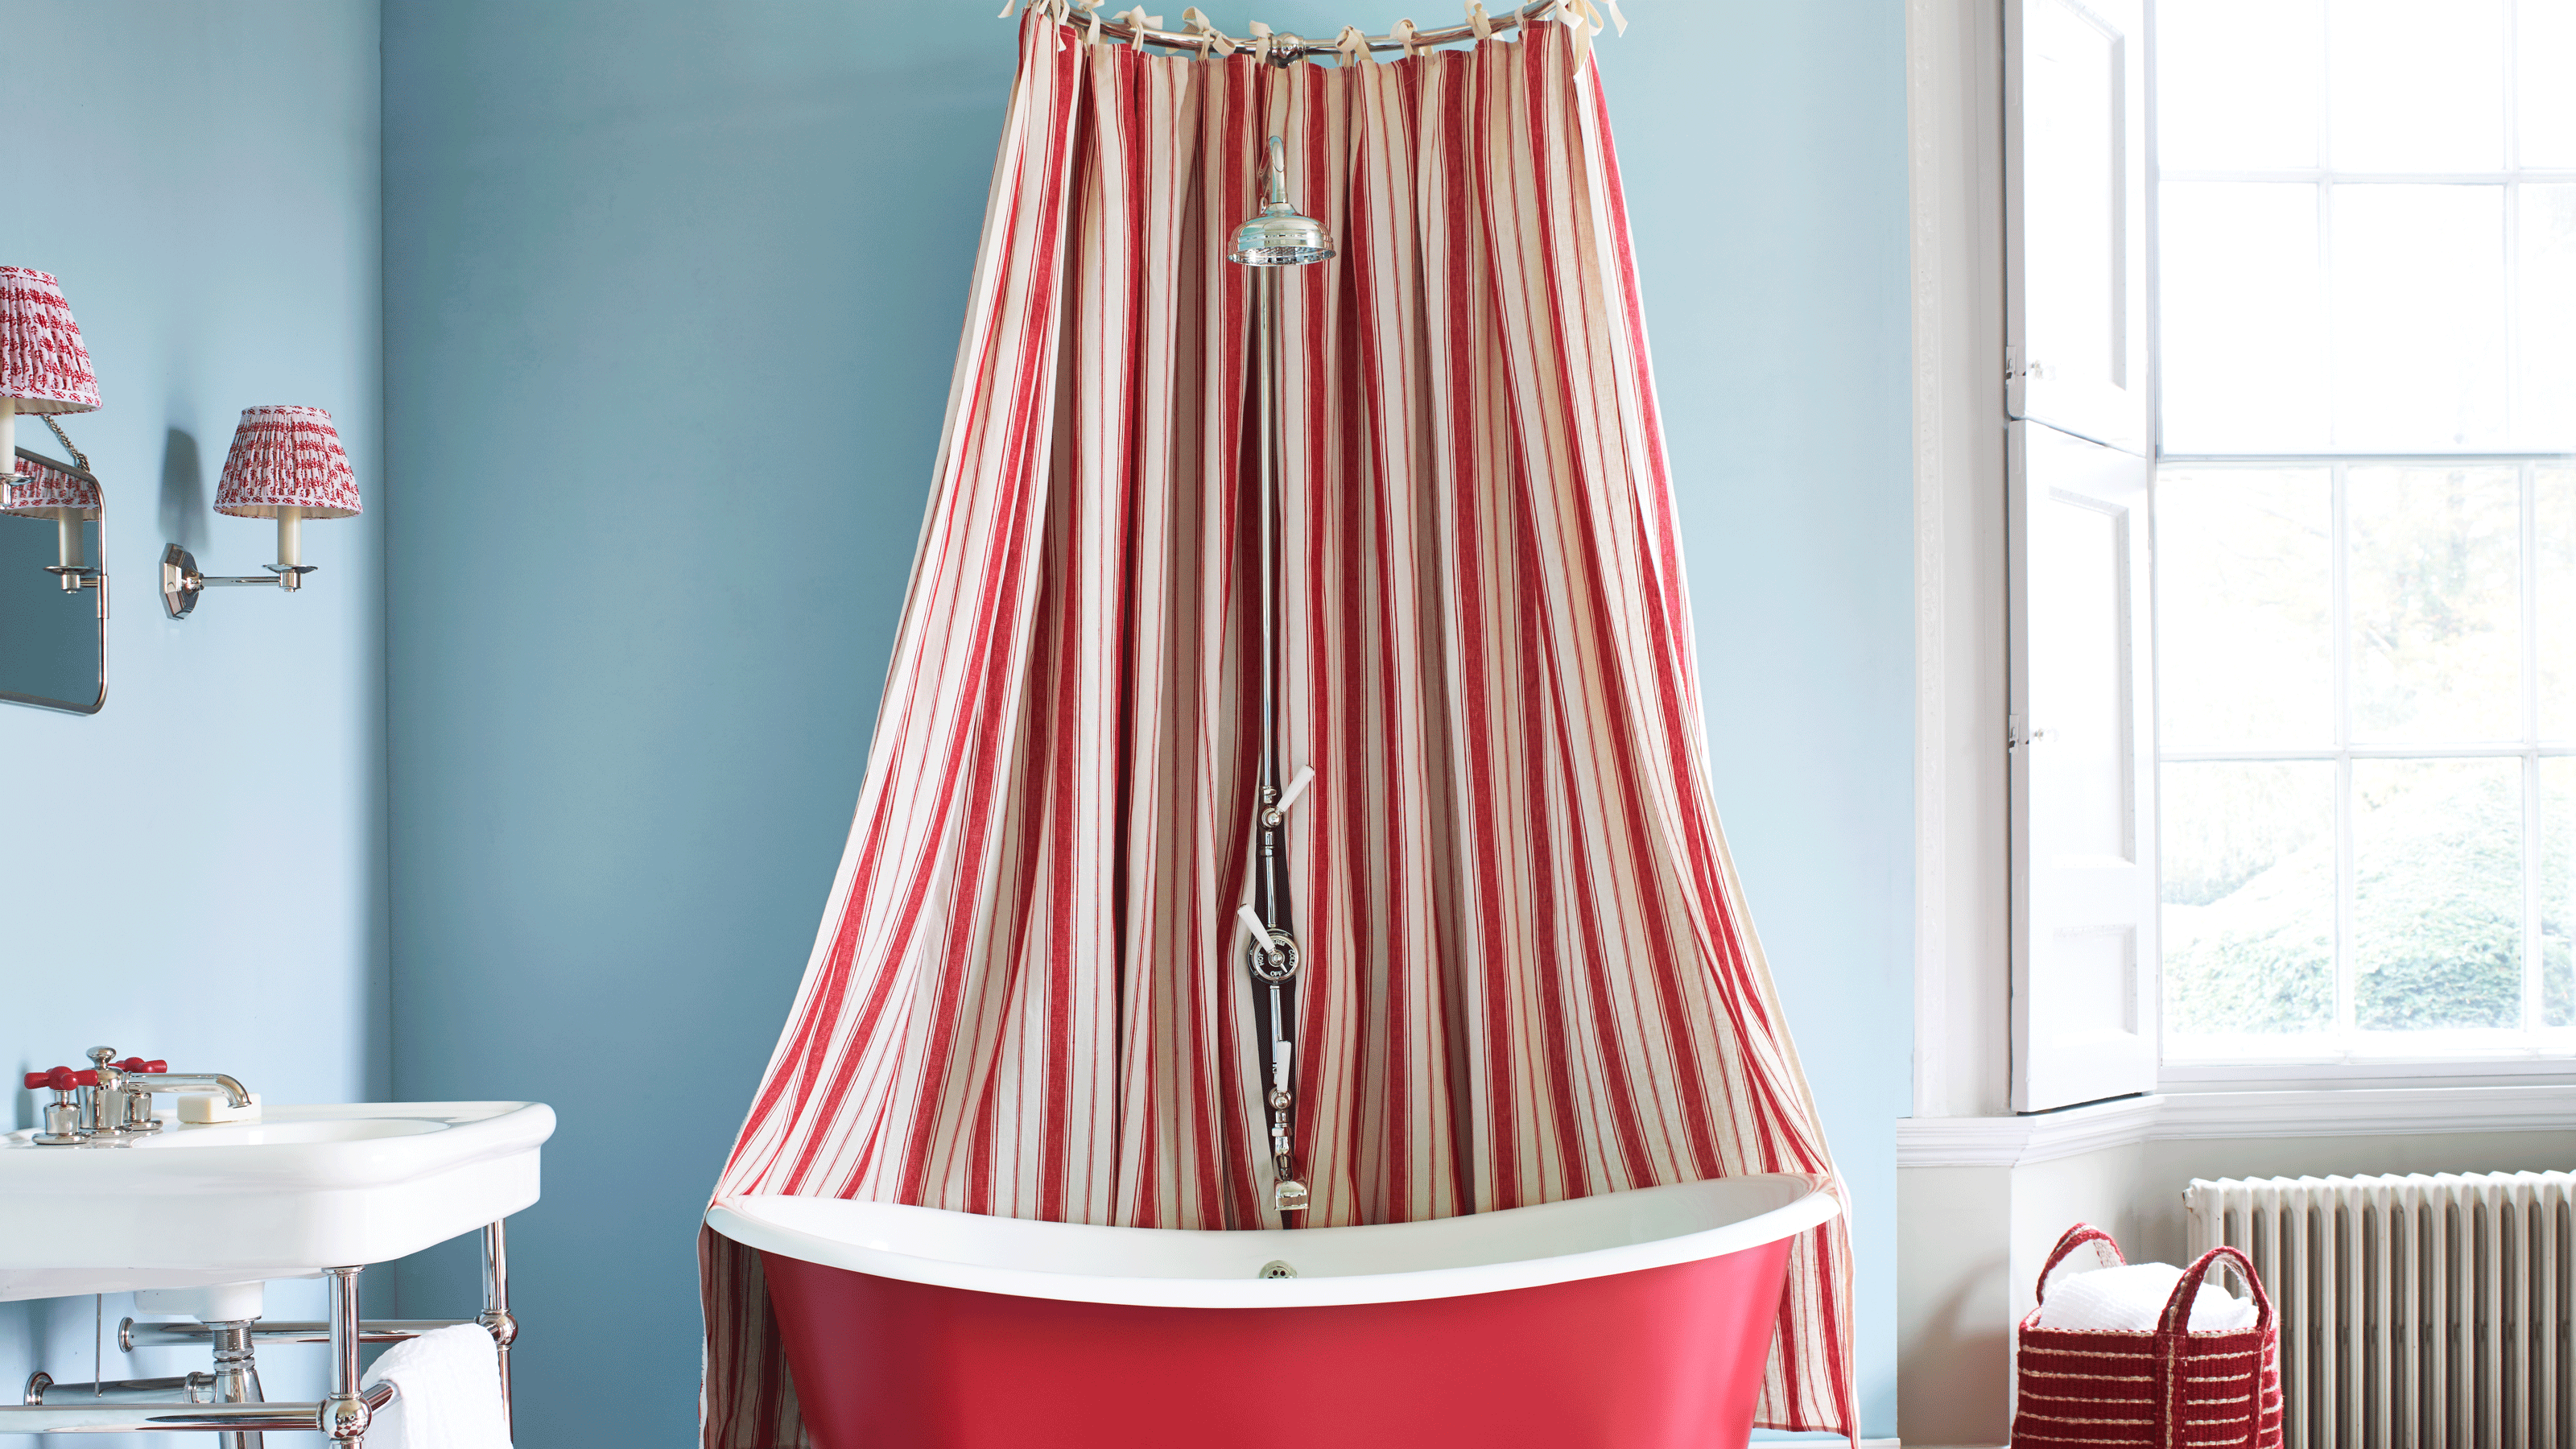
<box><xmin>119</xmin><ymin>1059</ymin><xmax>168</xmax><ymax>1074</ymax></box>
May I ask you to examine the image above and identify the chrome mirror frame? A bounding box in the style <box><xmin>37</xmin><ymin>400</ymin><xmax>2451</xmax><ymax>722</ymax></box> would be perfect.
<box><xmin>1</xmin><ymin>443</ymin><xmax>108</xmax><ymax>716</ymax></box>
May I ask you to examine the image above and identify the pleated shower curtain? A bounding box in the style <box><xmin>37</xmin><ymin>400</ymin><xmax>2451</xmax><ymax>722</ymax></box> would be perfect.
<box><xmin>701</xmin><ymin>6</ymin><xmax>1857</xmax><ymax>1443</ymax></box>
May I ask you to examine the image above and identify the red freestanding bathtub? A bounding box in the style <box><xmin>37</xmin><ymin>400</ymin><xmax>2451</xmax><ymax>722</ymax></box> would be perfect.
<box><xmin>704</xmin><ymin>1174</ymin><xmax>1838</xmax><ymax>1449</ymax></box>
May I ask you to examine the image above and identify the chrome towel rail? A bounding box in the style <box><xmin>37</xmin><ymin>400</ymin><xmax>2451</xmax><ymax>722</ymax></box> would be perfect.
<box><xmin>0</xmin><ymin>1381</ymin><xmax>395</xmax><ymax>1435</ymax></box>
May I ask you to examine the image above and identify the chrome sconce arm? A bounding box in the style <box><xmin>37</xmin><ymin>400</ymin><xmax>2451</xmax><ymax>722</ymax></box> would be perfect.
<box><xmin>161</xmin><ymin>544</ymin><xmax>315</xmax><ymax>616</ymax></box>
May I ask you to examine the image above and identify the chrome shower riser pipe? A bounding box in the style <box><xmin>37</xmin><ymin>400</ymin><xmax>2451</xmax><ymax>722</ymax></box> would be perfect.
<box><xmin>1232</xmin><ymin>133</ymin><xmax>1331</xmax><ymax>1216</ymax></box>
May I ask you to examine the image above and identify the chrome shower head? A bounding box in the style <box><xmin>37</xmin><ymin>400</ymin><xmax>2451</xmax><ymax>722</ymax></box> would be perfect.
<box><xmin>1229</xmin><ymin>136</ymin><xmax>1335</xmax><ymax>266</ymax></box>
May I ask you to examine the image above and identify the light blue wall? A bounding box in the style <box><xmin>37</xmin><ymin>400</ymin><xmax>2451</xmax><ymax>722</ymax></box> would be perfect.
<box><xmin>378</xmin><ymin>2</ymin><xmax>1910</xmax><ymax>1444</ymax></box>
<box><xmin>0</xmin><ymin>3</ymin><xmax>386</xmax><ymax>1445</ymax></box>
<box><xmin>1612</xmin><ymin>9</ymin><xmax>1915</xmax><ymax>1440</ymax></box>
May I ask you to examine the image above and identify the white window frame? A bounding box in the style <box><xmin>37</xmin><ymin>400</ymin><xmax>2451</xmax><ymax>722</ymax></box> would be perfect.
<box><xmin>2149</xmin><ymin>0</ymin><xmax>2576</xmax><ymax>1081</ymax></box>
<box><xmin>2154</xmin><ymin>456</ymin><xmax>2576</xmax><ymax>1069</ymax></box>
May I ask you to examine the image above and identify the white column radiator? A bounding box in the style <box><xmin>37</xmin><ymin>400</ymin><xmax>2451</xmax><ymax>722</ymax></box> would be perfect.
<box><xmin>2185</xmin><ymin>1172</ymin><xmax>2576</xmax><ymax>1449</ymax></box>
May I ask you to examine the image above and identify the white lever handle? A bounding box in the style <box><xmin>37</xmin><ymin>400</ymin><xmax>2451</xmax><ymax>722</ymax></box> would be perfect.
<box><xmin>1275</xmin><ymin>765</ymin><xmax>1315</xmax><ymax>816</ymax></box>
<box><xmin>1237</xmin><ymin>904</ymin><xmax>1272</xmax><ymax>954</ymax></box>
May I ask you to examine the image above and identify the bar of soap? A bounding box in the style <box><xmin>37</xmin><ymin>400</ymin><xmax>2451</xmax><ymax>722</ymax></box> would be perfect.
<box><xmin>178</xmin><ymin>1092</ymin><xmax>260</xmax><ymax>1124</ymax></box>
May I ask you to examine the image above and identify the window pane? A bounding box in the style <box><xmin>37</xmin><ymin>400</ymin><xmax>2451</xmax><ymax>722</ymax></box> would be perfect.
<box><xmin>2545</xmin><ymin>468</ymin><xmax>2576</xmax><ymax>742</ymax></box>
<box><xmin>2157</xmin><ymin>469</ymin><xmax>2334</xmax><ymax>749</ymax></box>
<box><xmin>2521</xmin><ymin>0</ymin><xmax>2576</xmax><ymax>167</ymax></box>
<box><xmin>2330</xmin><ymin>185</ymin><xmax>2508</xmax><ymax>450</ymax></box>
<box><xmin>2353</xmin><ymin>758</ymin><xmax>2524</xmax><ymax>1030</ymax></box>
<box><xmin>2347</xmin><ymin>465</ymin><xmax>2522</xmax><ymax>742</ymax></box>
<box><xmin>2546</xmin><ymin>758</ymin><xmax>2575</xmax><ymax>1026</ymax></box>
<box><xmin>2157</xmin><ymin>0</ymin><xmax>2321</xmax><ymax>171</ymax></box>
<box><xmin>2163</xmin><ymin>762</ymin><xmax>2337</xmax><ymax>1037</ymax></box>
<box><xmin>2523</xmin><ymin>188</ymin><xmax>2576</xmax><ymax>449</ymax></box>
<box><xmin>2328</xmin><ymin>0</ymin><xmax>2504</xmax><ymax>171</ymax></box>
<box><xmin>2160</xmin><ymin>183</ymin><xmax>2328</xmax><ymax>452</ymax></box>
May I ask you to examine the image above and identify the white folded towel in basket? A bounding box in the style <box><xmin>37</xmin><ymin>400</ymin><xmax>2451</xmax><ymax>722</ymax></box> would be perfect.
<box><xmin>2032</xmin><ymin>1261</ymin><xmax>2257</xmax><ymax>1333</ymax></box>
<box><xmin>357</xmin><ymin>1323</ymin><xmax>512</xmax><ymax>1449</ymax></box>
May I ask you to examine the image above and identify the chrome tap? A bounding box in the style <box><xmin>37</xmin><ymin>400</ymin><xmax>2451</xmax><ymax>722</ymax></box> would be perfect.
<box><xmin>23</xmin><ymin>1049</ymin><xmax>253</xmax><ymax>1145</ymax></box>
<box><xmin>20</xmin><ymin>1068</ymin><xmax>89</xmax><ymax>1145</ymax></box>
<box><xmin>82</xmin><ymin>1049</ymin><xmax>173</xmax><ymax>1136</ymax></box>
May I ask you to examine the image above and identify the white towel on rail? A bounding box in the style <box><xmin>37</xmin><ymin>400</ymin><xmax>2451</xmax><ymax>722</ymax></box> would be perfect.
<box><xmin>2032</xmin><ymin>1261</ymin><xmax>2257</xmax><ymax>1332</ymax></box>
<box><xmin>357</xmin><ymin>1323</ymin><xmax>511</xmax><ymax>1449</ymax></box>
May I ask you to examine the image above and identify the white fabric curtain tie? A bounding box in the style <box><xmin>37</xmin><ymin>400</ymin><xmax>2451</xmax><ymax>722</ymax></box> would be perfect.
<box><xmin>1389</xmin><ymin>18</ymin><xmax>1423</xmax><ymax>58</ymax></box>
<box><xmin>1181</xmin><ymin>7</ymin><xmax>1238</xmax><ymax>56</ymax></box>
<box><xmin>1072</xmin><ymin>0</ymin><xmax>1105</xmax><ymax>46</ymax></box>
<box><xmin>1249</xmin><ymin>18</ymin><xmax>1274</xmax><ymax>64</ymax></box>
<box><xmin>1333</xmin><ymin>24</ymin><xmax>1375</xmax><ymax>65</ymax></box>
<box><xmin>1554</xmin><ymin>0</ymin><xmax>1606</xmax><ymax>64</ymax></box>
<box><xmin>1113</xmin><ymin>7</ymin><xmax>1163</xmax><ymax>47</ymax></box>
<box><xmin>1463</xmin><ymin>0</ymin><xmax>1494</xmax><ymax>39</ymax></box>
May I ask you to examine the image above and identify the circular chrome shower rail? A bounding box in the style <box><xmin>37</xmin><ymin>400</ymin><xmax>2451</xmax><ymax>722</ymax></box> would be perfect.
<box><xmin>1024</xmin><ymin>0</ymin><xmax>1596</xmax><ymax>62</ymax></box>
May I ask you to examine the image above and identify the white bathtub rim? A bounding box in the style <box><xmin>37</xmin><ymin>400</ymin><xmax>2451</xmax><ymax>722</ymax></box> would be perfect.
<box><xmin>706</xmin><ymin>1174</ymin><xmax>1840</xmax><ymax>1310</ymax></box>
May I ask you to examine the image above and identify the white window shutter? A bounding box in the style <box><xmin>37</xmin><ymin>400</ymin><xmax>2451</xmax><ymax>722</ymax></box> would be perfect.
<box><xmin>2007</xmin><ymin>0</ymin><xmax>2146</xmax><ymax>452</ymax></box>
<box><xmin>2009</xmin><ymin>420</ymin><xmax>2158</xmax><ymax>1111</ymax></box>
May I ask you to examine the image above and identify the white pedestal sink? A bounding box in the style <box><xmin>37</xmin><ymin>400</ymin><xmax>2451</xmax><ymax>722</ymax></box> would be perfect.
<box><xmin>0</xmin><ymin>1100</ymin><xmax>553</xmax><ymax>1302</ymax></box>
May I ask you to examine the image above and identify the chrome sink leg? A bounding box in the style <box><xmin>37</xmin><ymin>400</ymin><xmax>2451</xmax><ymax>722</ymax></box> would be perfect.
<box><xmin>320</xmin><ymin>1265</ymin><xmax>370</xmax><ymax>1445</ymax></box>
<box><xmin>209</xmin><ymin>1319</ymin><xmax>266</xmax><ymax>1449</ymax></box>
<box><xmin>477</xmin><ymin>1220</ymin><xmax>517</xmax><ymax>1441</ymax></box>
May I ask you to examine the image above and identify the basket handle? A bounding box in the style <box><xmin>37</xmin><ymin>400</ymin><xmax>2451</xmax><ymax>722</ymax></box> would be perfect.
<box><xmin>2153</xmin><ymin>1246</ymin><xmax>2275</xmax><ymax>1449</ymax></box>
<box><xmin>2156</xmin><ymin>1245</ymin><xmax>2273</xmax><ymax>1336</ymax></box>
<box><xmin>2035</xmin><ymin>1222</ymin><xmax>2127</xmax><ymax>1301</ymax></box>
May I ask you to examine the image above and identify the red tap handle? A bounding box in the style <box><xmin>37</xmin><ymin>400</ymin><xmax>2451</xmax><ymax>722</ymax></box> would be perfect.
<box><xmin>21</xmin><ymin>1071</ymin><xmax>50</xmax><ymax>1091</ymax></box>
<box><xmin>120</xmin><ymin>1059</ymin><xmax>167</xmax><ymax>1074</ymax></box>
<box><xmin>23</xmin><ymin>1067</ymin><xmax>93</xmax><ymax>1091</ymax></box>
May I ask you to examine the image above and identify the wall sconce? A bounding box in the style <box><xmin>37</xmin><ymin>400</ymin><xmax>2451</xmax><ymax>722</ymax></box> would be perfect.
<box><xmin>162</xmin><ymin>405</ymin><xmax>361</xmax><ymax>619</ymax></box>
<box><xmin>0</xmin><ymin>266</ymin><xmax>105</xmax><ymax>575</ymax></box>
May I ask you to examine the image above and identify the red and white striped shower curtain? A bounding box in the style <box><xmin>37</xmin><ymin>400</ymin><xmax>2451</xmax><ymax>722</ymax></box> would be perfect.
<box><xmin>701</xmin><ymin>8</ymin><xmax>1857</xmax><ymax>1443</ymax></box>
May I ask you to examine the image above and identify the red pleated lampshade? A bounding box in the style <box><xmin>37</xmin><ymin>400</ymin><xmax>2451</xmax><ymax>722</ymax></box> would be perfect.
<box><xmin>0</xmin><ymin>266</ymin><xmax>101</xmax><ymax>413</ymax></box>
<box><xmin>213</xmin><ymin>406</ymin><xmax>362</xmax><ymax>518</ymax></box>
<box><xmin>6</xmin><ymin>454</ymin><xmax>100</xmax><ymax>519</ymax></box>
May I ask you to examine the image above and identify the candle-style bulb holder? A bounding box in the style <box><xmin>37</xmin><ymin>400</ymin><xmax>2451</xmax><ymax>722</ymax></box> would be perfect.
<box><xmin>7</xmin><ymin>447</ymin><xmax>104</xmax><ymax>592</ymax></box>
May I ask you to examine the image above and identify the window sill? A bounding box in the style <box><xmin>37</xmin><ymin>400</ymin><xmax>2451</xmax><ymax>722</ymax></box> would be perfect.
<box><xmin>2161</xmin><ymin>1056</ymin><xmax>2576</xmax><ymax>1091</ymax></box>
<box><xmin>1897</xmin><ymin>1083</ymin><xmax>2576</xmax><ymax>1170</ymax></box>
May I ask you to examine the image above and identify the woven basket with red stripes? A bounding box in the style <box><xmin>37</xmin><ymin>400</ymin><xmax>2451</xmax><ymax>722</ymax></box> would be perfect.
<box><xmin>2008</xmin><ymin>1224</ymin><xmax>2285</xmax><ymax>1449</ymax></box>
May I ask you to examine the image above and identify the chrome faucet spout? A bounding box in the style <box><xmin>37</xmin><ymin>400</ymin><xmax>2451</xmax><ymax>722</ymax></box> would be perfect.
<box><xmin>126</xmin><ymin>1073</ymin><xmax>253</xmax><ymax>1108</ymax></box>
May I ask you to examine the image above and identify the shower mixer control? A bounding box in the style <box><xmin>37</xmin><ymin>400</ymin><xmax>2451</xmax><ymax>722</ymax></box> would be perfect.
<box><xmin>21</xmin><ymin>1047</ymin><xmax>254</xmax><ymax>1144</ymax></box>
